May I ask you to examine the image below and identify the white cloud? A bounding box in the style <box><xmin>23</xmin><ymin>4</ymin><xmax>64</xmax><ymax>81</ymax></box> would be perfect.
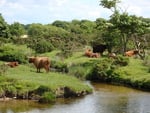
<box><xmin>128</xmin><ymin>6</ymin><xmax>142</xmax><ymax>16</ymax></box>
<box><xmin>0</xmin><ymin>0</ymin><xmax>149</xmax><ymax>24</ymax></box>
<box><xmin>0</xmin><ymin>0</ymin><xmax>6</xmax><ymax>6</ymax></box>
<box><xmin>119</xmin><ymin>0</ymin><xmax>150</xmax><ymax>17</ymax></box>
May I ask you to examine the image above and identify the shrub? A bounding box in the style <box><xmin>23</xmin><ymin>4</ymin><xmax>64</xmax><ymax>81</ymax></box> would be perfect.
<box><xmin>113</xmin><ymin>55</ymin><xmax>129</xmax><ymax>66</ymax></box>
<box><xmin>0</xmin><ymin>43</ymin><xmax>33</xmax><ymax>63</ymax></box>
<box><xmin>34</xmin><ymin>40</ymin><xmax>54</xmax><ymax>53</ymax></box>
<box><xmin>51</xmin><ymin>60</ymin><xmax>68</xmax><ymax>73</ymax></box>
<box><xmin>87</xmin><ymin>58</ymin><xmax>117</xmax><ymax>82</ymax></box>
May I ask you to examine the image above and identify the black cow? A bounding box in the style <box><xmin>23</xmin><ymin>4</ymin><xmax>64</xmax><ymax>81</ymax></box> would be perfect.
<box><xmin>93</xmin><ymin>44</ymin><xmax>107</xmax><ymax>55</ymax></box>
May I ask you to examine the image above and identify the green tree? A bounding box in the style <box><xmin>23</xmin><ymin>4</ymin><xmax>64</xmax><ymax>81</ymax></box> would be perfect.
<box><xmin>100</xmin><ymin>0</ymin><xmax>149</xmax><ymax>57</ymax></box>
<box><xmin>9</xmin><ymin>22</ymin><xmax>25</xmax><ymax>38</ymax></box>
<box><xmin>100</xmin><ymin>0</ymin><xmax>120</xmax><ymax>12</ymax></box>
<box><xmin>27</xmin><ymin>23</ymin><xmax>45</xmax><ymax>38</ymax></box>
<box><xmin>0</xmin><ymin>14</ymin><xmax>10</xmax><ymax>38</ymax></box>
<box><xmin>52</xmin><ymin>20</ymin><xmax>70</xmax><ymax>31</ymax></box>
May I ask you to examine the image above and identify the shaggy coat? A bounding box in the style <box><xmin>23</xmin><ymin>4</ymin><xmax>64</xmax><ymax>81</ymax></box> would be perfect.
<box><xmin>29</xmin><ymin>57</ymin><xmax>50</xmax><ymax>73</ymax></box>
<box><xmin>85</xmin><ymin>49</ymin><xmax>93</xmax><ymax>57</ymax></box>
<box><xmin>93</xmin><ymin>44</ymin><xmax>107</xmax><ymax>55</ymax></box>
<box><xmin>125</xmin><ymin>50</ymin><xmax>139</xmax><ymax>57</ymax></box>
<box><xmin>5</xmin><ymin>62</ymin><xmax>19</xmax><ymax>68</ymax></box>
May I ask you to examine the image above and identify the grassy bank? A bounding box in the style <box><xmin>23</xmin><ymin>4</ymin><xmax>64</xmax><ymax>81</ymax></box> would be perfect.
<box><xmin>6</xmin><ymin>64</ymin><xmax>92</xmax><ymax>92</ymax></box>
<box><xmin>114</xmin><ymin>58</ymin><xmax>150</xmax><ymax>90</ymax></box>
<box><xmin>41</xmin><ymin>51</ymin><xmax>150</xmax><ymax>91</ymax></box>
<box><xmin>0</xmin><ymin>50</ymin><xmax>149</xmax><ymax>103</ymax></box>
<box><xmin>0</xmin><ymin>62</ymin><xmax>92</xmax><ymax>103</ymax></box>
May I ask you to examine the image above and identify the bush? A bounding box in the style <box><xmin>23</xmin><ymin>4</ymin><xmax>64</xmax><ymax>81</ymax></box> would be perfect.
<box><xmin>0</xmin><ymin>43</ymin><xmax>33</xmax><ymax>63</ymax></box>
<box><xmin>51</xmin><ymin>60</ymin><xmax>68</xmax><ymax>73</ymax></box>
<box><xmin>113</xmin><ymin>55</ymin><xmax>129</xmax><ymax>66</ymax></box>
<box><xmin>87</xmin><ymin>58</ymin><xmax>117</xmax><ymax>82</ymax></box>
<box><xmin>34</xmin><ymin>40</ymin><xmax>54</xmax><ymax>53</ymax></box>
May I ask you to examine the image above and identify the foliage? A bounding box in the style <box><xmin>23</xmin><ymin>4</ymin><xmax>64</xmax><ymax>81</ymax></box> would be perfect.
<box><xmin>0</xmin><ymin>14</ymin><xmax>10</xmax><ymax>38</ymax></box>
<box><xmin>113</xmin><ymin>55</ymin><xmax>129</xmax><ymax>66</ymax></box>
<box><xmin>100</xmin><ymin>0</ymin><xmax>150</xmax><ymax>55</ymax></box>
<box><xmin>27</xmin><ymin>38</ymin><xmax>54</xmax><ymax>53</ymax></box>
<box><xmin>52</xmin><ymin>20</ymin><xmax>70</xmax><ymax>31</ymax></box>
<box><xmin>0</xmin><ymin>44</ymin><xmax>34</xmax><ymax>63</ymax></box>
<box><xmin>86</xmin><ymin>56</ymin><xmax>129</xmax><ymax>82</ymax></box>
<box><xmin>100</xmin><ymin>0</ymin><xmax>121</xmax><ymax>12</ymax></box>
<box><xmin>51</xmin><ymin>60</ymin><xmax>68</xmax><ymax>73</ymax></box>
<box><xmin>9</xmin><ymin>22</ymin><xmax>25</xmax><ymax>38</ymax></box>
<box><xmin>87</xmin><ymin>58</ymin><xmax>116</xmax><ymax>82</ymax></box>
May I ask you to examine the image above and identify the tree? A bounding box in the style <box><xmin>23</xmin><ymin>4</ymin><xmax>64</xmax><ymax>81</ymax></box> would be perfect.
<box><xmin>27</xmin><ymin>23</ymin><xmax>45</xmax><ymax>38</ymax></box>
<box><xmin>100</xmin><ymin>0</ymin><xmax>120</xmax><ymax>12</ymax></box>
<box><xmin>0</xmin><ymin>14</ymin><xmax>10</xmax><ymax>38</ymax></box>
<box><xmin>100</xmin><ymin>0</ymin><xmax>149</xmax><ymax>59</ymax></box>
<box><xmin>52</xmin><ymin>20</ymin><xmax>70</xmax><ymax>31</ymax></box>
<box><xmin>9</xmin><ymin>22</ymin><xmax>25</xmax><ymax>38</ymax></box>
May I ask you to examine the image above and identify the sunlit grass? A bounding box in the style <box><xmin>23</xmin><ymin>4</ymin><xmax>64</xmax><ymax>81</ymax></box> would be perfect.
<box><xmin>6</xmin><ymin>64</ymin><xmax>92</xmax><ymax>92</ymax></box>
<box><xmin>115</xmin><ymin>58</ymin><xmax>150</xmax><ymax>82</ymax></box>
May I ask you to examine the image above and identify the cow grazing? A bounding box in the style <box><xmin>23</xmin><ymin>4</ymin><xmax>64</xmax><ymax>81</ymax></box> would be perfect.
<box><xmin>28</xmin><ymin>57</ymin><xmax>50</xmax><ymax>73</ymax></box>
<box><xmin>93</xmin><ymin>44</ymin><xmax>107</xmax><ymax>55</ymax></box>
<box><xmin>5</xmin><ymin>62</ymin><xmax>19</xmax><ymax>68</ymax></box>
<box><xmin>125</xmin><ymin>50</ymin><xmax>139</xmax><ymax>57</ymax></box>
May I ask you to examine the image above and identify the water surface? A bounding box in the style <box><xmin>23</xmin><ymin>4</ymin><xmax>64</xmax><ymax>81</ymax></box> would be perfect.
<box><xmin>0</xmin><ymin>83</ymin><xmax>150</xmax><ymax>113</ymax></box>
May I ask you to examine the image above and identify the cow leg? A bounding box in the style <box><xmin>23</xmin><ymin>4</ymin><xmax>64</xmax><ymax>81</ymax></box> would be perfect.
<box><xmin>37</xmin><ymin>68</ymin><xmax>40</xmax><ymax>73</ymax></box>
<box><xmin>36</xmin><ymin>68</ymin><xmax>38</xmax><ymax>73</ymax></box>
<box><xmin>38</xmin><ymin>68</ymin><xmax>41</xmax><ymax>73</ymax></box>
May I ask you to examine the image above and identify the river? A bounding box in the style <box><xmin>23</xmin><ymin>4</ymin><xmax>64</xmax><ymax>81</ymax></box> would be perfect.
<box><xmin>0</xmin><ymin>82</ymin><xmax>150</xmax><ymax>113</ymax></box>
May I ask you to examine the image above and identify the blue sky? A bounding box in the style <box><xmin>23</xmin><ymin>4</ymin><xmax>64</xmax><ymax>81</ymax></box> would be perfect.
<box><xmin>0</xmin><ymin>0</ymin><xmax>149</xmax><ymax>24</ymax></box>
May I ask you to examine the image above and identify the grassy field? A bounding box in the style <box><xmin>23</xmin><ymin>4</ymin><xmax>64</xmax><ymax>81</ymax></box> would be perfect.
<box><xmin>5</xmin><ymin>64</ymin><xmax>92</xmax><ymax>92</ymax></box>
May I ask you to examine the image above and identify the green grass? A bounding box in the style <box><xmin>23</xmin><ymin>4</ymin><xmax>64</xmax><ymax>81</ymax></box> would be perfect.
<box><xmin>115</xmin><ymin>58</ymin><xmax>150</xmax><ymax>90</ymax></box>
<box><xmin>116</xmin><ymin>58</ymin><xmax>150</xmax><ymax>80</ymax></box>
<box><xmin>1</xmin><ymin>50</ymin><xmax>150</xmax><ymax>95</ymax></box>
<box><xmin>5</xmin><ymin>64</ymin><xmax>92</xmax><ymax>92</ymax></box>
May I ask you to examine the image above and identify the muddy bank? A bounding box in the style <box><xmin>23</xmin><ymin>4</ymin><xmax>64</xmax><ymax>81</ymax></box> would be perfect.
<box><xmin>0</xmin><ymin>86</ymin><xmax>91</xmax><ymax>103</ymax></box>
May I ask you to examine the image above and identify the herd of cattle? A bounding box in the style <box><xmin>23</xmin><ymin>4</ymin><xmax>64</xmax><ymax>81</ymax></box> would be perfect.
<box><xmin>3</xmin><ymin>45</ymin><xmax>139</xmax><ymax>73</ymax></box>
<box><xmin>84</xmin><ymin>48</ymin><xmax>139</xmax><ymax>58</ymax></box>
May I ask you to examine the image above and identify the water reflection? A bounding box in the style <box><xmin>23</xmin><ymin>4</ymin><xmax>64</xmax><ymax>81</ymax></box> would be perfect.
<box><xmin>0</xmin><ymin>83</ymin><xmax>150</xmax><ymax>113</ymax></box>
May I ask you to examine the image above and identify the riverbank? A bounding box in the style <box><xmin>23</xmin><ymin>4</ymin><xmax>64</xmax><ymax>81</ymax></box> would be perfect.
<box><xmin>0</xmin><ymin>51</ymin><xmax>149</xmax><ymax>103</ymax></box>
<box><xmin>85</xmin><ymin>56</ymin><xmax>150</xmax><ymax>91</ymax></box>
<box><xmin>0</xmin><ymin>64</ymin><xmax>92</xmax><ymax>103</ymax></box>
<box><xmin>113</xmin><ymin>57</ymin><xmax>150</xmax><ymax>91</ymax></box>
